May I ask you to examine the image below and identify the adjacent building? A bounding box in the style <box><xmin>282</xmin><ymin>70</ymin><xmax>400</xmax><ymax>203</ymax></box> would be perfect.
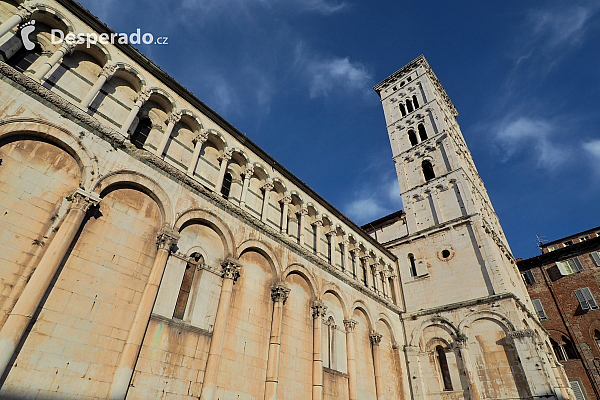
<box><xmin>519</xmin><ymin>227</ymin><xmax>600</xmax><ymax>400</ymax></box>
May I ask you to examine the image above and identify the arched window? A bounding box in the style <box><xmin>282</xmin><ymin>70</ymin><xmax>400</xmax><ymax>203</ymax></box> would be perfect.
<box><xmin>408</xmin><ymin>254</ymin><xmax>417</xmax><ymax>277</ymax></box>
<box><xmin>408</xmin><ymin>130</ymin><xmax>418</xmax><ymax>146</ymax></box>
<box><xmin>173</xmin><ymin>253</ymin><xmax>203</xmax><ymax>320</ymax></box>
<box><xmin>221</xmin><ymin>172</ymin><xmax>233</xmax><ymax>199</ymax></box>
<box><xmin>7</xmin><ymin>42</ymin><xmax>42</xmax><ymax>73</ymax></box>
<box><xmin>412</xmin><ymin>95</ymin><xmax>420</xmax><ymax>109</ymax></box>
<box><xmin>399</xmin><ymin>103</ymin><xmax>407</xmax><ymax>117</ymax></box>
<box><xmin>406</xmin><ymin>99</ymin><xmax>414</xmax><ymax>113</ymax></box>
<box><xmin>562</xmin><ymin>336</ymin><xmax>578</xmax><ymax>359</ymax></box>
<box><xmin>418</xmin><ymin>123</ymin><xmax>428</xmax><ymax>141</ymax></box>
<box><xmin>436</xmin><ymin>346</ymin><xmax>453</xmax><ymax>391</ymax></box>
<box><xmin>422</xmin><ymin>160</ymin><xmax>435</xmax><ymax>181</ymax></box>
<box><xmin>131</xmin><ymin>117</ymin><xmax>152</xmax><ymax>148</ymax></box>
<box><xmin>550</xmin><ymin>338</ymin><xmax>565</xmax><ymax>361</ymax></box>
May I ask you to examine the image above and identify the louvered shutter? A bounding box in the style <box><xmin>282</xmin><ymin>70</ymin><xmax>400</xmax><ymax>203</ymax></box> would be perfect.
<box><xmin>525</xmin><ymin>270</ymin><xmax>535</xmax><ymax>284</ymax></box>
<box><xmin>532</xmin><ymin>299</ymin><xmax>547</xmax><ymax>320</ymax></box>
<box><xmin>556</xmin><ymin>261</ymin><xmax>568</xmax><ymax>276</ymax></box>
<box><xmin>416</xmin><ymin>259</ymin><xmax>429</xmax><ymax>277</ymax></box>
<box><xmin>574</xmin><ymin>289</ymin><xmax>590</xmax><ymax>311</ymax></box>
<box><xmin>582</xmin><ymin>288</ymin><xmax>598</xmax><ymax>310</ymax></box>
<box><xmin>572</xmin><ymin>257</ymin><xmax>584</xmax><ymax>272</ymax></box>
<box><xmin>570</xmin><ymin>380</ymin><xmax>587</xmax><ymax>400</ymax></box>
<box><xmin>590</xmin><ymin>252</ymin><xmax>600</xmax><ymax>267</ymax></box>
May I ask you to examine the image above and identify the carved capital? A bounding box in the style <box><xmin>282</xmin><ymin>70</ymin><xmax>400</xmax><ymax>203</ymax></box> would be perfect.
<box><xmin>167</xmin><ymin>111</ymin><xmax>182</xmax><ymax>125</ymax></box>
<box><xmin>243</xmin><ymin>166</ymin><xmax>254</xmax><ymax>178</ymax></box>
<box><xmin>280</xmin><ymin>195</ymin><xmax>292</xmax><ymax>205</ymax></box>
<box><xmin>312</xmin><ymin>219</ymin><xmax>323</xmax><ymax>227</ymax></box>
<box><xmin>270</xmin><ymin>281</ymin><xmax>291</xmax><ymax>304</ymax></box>
<box><xmin>262</xmin><ymin>180</ymin><xmax>274</xmax><ymax>192</ymax></box>
<box><xmin>193</xmin><ymin>130</ymin><xmax>209</xmax><ymax>145</ymax></box>
<box><xmin>326</xmin><ymin>229</ymin><xmax>337</xmax><ymax>237</ymax></box>
<box><xmin>221</xmin><ymin>259</ymin><xmax>242</xmax><ymax>282</ymax></box>
<box><xmin>16</xmin><ymin>2</ymin><xmax>38</xmax><ymax>20</ymax></box>
<box><xmin>343</xmin><ymin>319</ymin><xmax>358</xmax><ymax>332</ymax></box>
<box><xmin>60</xmin><ymin>41</ymin><xmax>77</xmax><ymax>55</ymax></box>
<box><xmin>311</xmin><ymin>300</ymin><xmax>327</xmax><ymax>319</ymax></box>
<box><xmin>68</xmin><ymin>188</ymin><xmax>101</xmax><ymax>212</ymax></box>
<box><xmin>135</xmin><ymin>89</ymin><xmax>152</xmax><ymax>104</ymax></box>
<box><xmin>507</xmin><ymin>329</ymin><xmax>535</xmax><ymax>340</ymax></box>
<box><xmin>369</xmin><ymin>331</ymin><xmax>383</xmax><ymax>346</ymax></box>
<box><xmin>219</xmin><ymin>150</ymin><xmax>233</xmax><ymax>162</ymax></box>
<box><xmin>156</xmin><ymin>226</ymin><xmax>179</xmax><ymax>251</ymax></box>
<box><xmin>298</xmin><ymin>206</ymin><xmax>309</xmax><ymax>216</ymax></box>
<box><xmin>100</xmin><ymin>63</ymin><xmax>117</xmax><ymax>79</ymax></box>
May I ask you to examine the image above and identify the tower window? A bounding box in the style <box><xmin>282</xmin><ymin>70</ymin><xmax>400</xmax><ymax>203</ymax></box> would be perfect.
<box><xmin>408</xmin><ymin>254</ymin><xmax>417</xmax><ymax>277</ymax></box>
<box><xmin>436</xmin><ymin>346</ymin><xmax>453</xmax><ymax>391</ymax></box>
<box><xmin>131</xmin><ymin>117</ymin><xmax>152</xmax><ymax>148</ymax></box>
<box><xmin>418</xmin><ymin>123</ymin><xmax>428</xmax><ymax>141</ymax></box>
<box><xmin>221</xmin><ymin>172</ymin><xmax>233</xmax><ymax>199</ymax></box>
<box><xmin>408</xmin><ymin>130</ymin><xmax>418</xmax><ymax>146</ymax></box>
<box><xmin>173</xmin><ymin>253</ymin><xmax>203</xmax><ymax>320</ymax></box>
<box><xmin>422</xmin><ymin>160</ymin><xmax>435</xmax><ymax>181</ymax></box>
<box><xmin>412</xmin><ymin>95</ymin><xmax>420</xmax><ymax>109</ymax></box>
<box><xmin>399</xmin><ymin>103</ymin><xmax>407</xmax><ymax>117</ymax></box>
<box><xmin>406</xmin><ymin>99</ymin><xmax>414</xmax><ymax>113</ymax></box>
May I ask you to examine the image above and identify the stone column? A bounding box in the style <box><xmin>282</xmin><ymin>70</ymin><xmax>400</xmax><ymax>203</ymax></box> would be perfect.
<box><xmin>200</xmin><ymin>260</ymin><xmax>242</xmax><ymax>400</ymax></box>
<box><xmin>312</xmin><ymin>219</ymin><xmax>323</xmax><ymax>256</ymax></box>
<box><xmin>311</xmin><ymin>300</ymin><xmax>327</xmax><ymax>400</ymax></box>
<box><xmin>507</xmin><ymin>330</ymin><xmax>553</xmax><ymax>398</ymax></box>
<box><xmin>0</xmin><ymin>3</ymin><xmax>36</xmax><ymax>40</ymax></box>
<box><xmin>456</xmin><ymin>338</ymin><xmax>482</xmax><ymax>400</ymax></box>
<box><xmin>121</xmin><ymin>89</ymin><xmax>151</xmax><ymax>135</ymax></box>
<box><xmin>239</xmin><ymin>165</ymin><xmax>254</xmax><ymax>208</ymax></box>
<box><xmin>155</xmin><ymin>111</ymin><xmax>182</xmax><ymax>157</ymax></box>
<box><xmin>261</xmin><ymin>180</ymin><xmax>274</xmax><ymax>223</ymax></box>
<box><xmin>326</xmin><ymin>229</ymin><xmax>336</xmax><ymax>265</ymax></box>
<box><xmin>215</xmin><ymin>151</ymin><xmax>232</xmax><ymax>194</ymax></box>
<box><xmin>344</xmin><ymin>319</ymin><xmax>358</xmax><ymax>400</ymax></box>
<box><xmin>187</xmin><ymin>130</ymin><xmax>209</xmax><ymax>176</ymax></box>
<box><xmin>350</xmin><ymin>248</ymin><xmax>359</xmax><ymax>279</ymax></box>
<box><xmin>264</xmin><ymin>282</ymin><xmax>291</xmax><ymax>400</ymax></box>
<box><xmin>341</xmin><ymin>238</ymin><xmax>349</xmax><ymax>272</ymax></box>
<box><xmin>0</xmin><ymin>188</ymin><xmax>100</xmax><ymax>378</ymax></box>
<box><xmin>370</xmin><ymin>263</ymin><xmax>379</xmax><ymax>292</ymax></box>
<box><xmin>360</xmin><ymin>256</ymin><xmax>371</xmax><ymax>287</ymax></box>
<box><xmin>370</xmin><ymin>331</ymin><xmax>385</xmax><ymax>400</ymax></box>
<box><xmin>34</xmin><ymin>41</ymin><xmax>76</xmax><ymax>81</ymax></box>
<box><xmin>80</xmin><ymin>62</ymin><xmax>116</xmax><ymax>109</ymax></box>
<box><xmin>297</xmin><ymin>206</ymin><xmax>308</xmax><ymax>246</ymax></box>
<box><xmin>107</xmin><ymin>227</ymin><xmax>179</xmax><ymax>400</ymax></box>
<box><xmin>279</xmin><ymin>195</ymin><xmax>291</xmax><ymax>234</ymax></box>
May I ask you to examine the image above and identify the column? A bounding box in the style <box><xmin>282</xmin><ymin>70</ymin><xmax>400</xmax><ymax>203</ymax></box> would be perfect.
<box><xmin>121</xmin><ymin>89</ymin><xmax>151</xmax><ymax>135</ymax></box>
<box><xmin>200</xmin><ymin>260</ymin><xmax>242</xmax><ymax>400</ymax></box>
<box><xmin>264</xmin><ymin>282</ymin><xmax>291</xmax><ymax>400</ymax></box>
<box><xmin>370</xmin><ymin>331</ymin><xmax>385</xmax><ymax>400</ymax></box>
<box><xmin>215</xmin><ymin>151</ymin><xmax>232</xmax><ymax>193</ymax></box>
<box><xmin>341</xmin><ymin>238</ymin><xmax>349</xmax><ymax>272</ymax></box>
<box><xmin>298</xmin><ymin>206</ymin><xmax>308</xmax><ymax>246</ymax></box>
<box><xmin>0</xmin><ymin>3</ymin><xmax>35</xmax><ymax>40</ymax></box>
<box><xmin>260</xmin><ymin>180</ymin><xmax>274</xmax><ymax>223</ymax></box>
<box><xmin>33</xmin><ymin>41</ymin><xmax>76</xmax><ymax>81</ymax></box>
<box><xmin>155</xmin><ymin>111</ymin><xmax>182</xmax><ymax>157</ymax></box>
<box><xmin>350</xmin><ymin>248</ymin><xmax>359</xmax><ymax>278</ymax></box>
<box><xmin>456</xmin><ymin>339</ymin><xmax>482</xmax><ymax>400</ymax></box>
<box><xmin>507</xmin><ymin>330</ymin><xmax>553</xmax><ymax>398</ymax></box>
<box><xmin>344</xmin><ymin>319</ymin><xmax>358</xmax><ymax>400</ymax></box>
<box><xmin>0</xmin><ymin>188</ymin><xmax>100</xmax><ymax>378</ymax></box>
<box><xmin>239</xmin><ymin>165</ymin><xmax>254</xmax><ymax>208</ymax></box>
<box><xmin>360</xmin><ymin>256</ymin><xmax>371</xmax><ymax>287</ymax></box>
<box><xmin>311</xmin><ymin>300</ymin><xmax>327</xmax><ymax>400</ymax></box>
<box><xmin>279</xmin><ymin>195</ymin><xmax>291</xmax><ymax>234</ymax></box>
<box><xmin>326</xmin><ymin>229</ymin><xmax>336</xmax><ymax>265</ymax></box>
<box><xmin>107</xmin><ymin>227</ymin><xmax>180</xmax><ymax>400</ymax></box>
<box><xmin>80</xmin><ymin>62</ymin><xmax>116</xmax><ymax>109</ymax></box>
<box><xmin>187</xmin><ymin>130</ymin><xmax>209</xmax><ymax>176</ymax></box>
<box><xmin>312</xmin><ymin>219</ymin><xmax>323</xmax><ymax>256</ymax></box>
<box><xmin>370</xmin><ymin>263</ymin><xmax>379</xmax><ymax>292</ymax></box>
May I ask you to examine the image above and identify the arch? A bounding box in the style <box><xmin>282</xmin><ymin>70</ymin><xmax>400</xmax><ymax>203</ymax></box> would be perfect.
<box><xmin>376</xmin><ymin>313</ymin><xmax>398</xmax><ymax>344</ymax></box>
<box><xmin>237</xmin><ymin>239</ymin><xmax>280</xmax><ymax>277</ymax></box>
<box><xmin>92</xmin><ymin>170</ymin><xmax>174</xmax><ymax>227</ymax></box>
<box><xmin>174</xmin><ymin>208</ymin><xmax>235</xmax><ymax>258</ymax></box>
<box><xmin>145</xmin><ymin>87</ymin><xmax>177</xmax><ymax>111</ymax></box>
<box><xmin>458</xmin><ymin>309</ymin><xmax>516</xmax><ymax>336</ymax></box>
<box><xmin>351</xmin><ymin>299</ymin><xmax>374</xmax><ymax>331</ymax></box>
<box><xmin>0</xmin><ymin>117</ymin><xmax>98</xmax><ymax>188</ymax></box>
<box><xmin>409</xmin><ymin>316</ymin><xmax>461</xmax><ymax>347</ymax></box>
<box><xmin>422</xmin><ymin>159</ymin><xmax>435</xmax><ymax>181</ymax></box>
<box><xmin>31</xmin><ymin>4</ymin><xmax>75</xmax><ymax>34</ymax></box>
<box><xmin>412</xmin><ymin>94</ymin><xmax>420</xmax><ymax>109</ymax></box>
<box><xmin>229</xmin><ymin>147</ymin><xmax>250</xmax><ymax>165</ymax></box>
<box><xmin>72</xmin><ymin>40</ymin><xmax>111</xmax><ymax>65</ymax></box>
<box><xmin>418</xmin><ymin>123</ymin><xmax>428</xmax><ymax>141</ymax></box>
<box><xmin>252</xmin><ymin>162</ymin><xmax>270</xmax><ymax>180</ymax></box>
<box><xmin>113</xmin><ymin>62</ymin><xmax>146</xmax><ymax>91</ymax></box>
<box><xmin>282</xmin><ymin>263</ymin><xmax>317</xmax><ymax>297</ymax></box>
<box><xmin>408</xmin><ymin>130</ymin><xmax>418</xmax><ymax>146</ymax></box>
<box><xmin>179</xmin><ymin>109</ymin><xmax>204</xmax><ymax>131</ymax></box>
<box><xmin>321</xmin><ymin>282</ymin><xmax>349</xmax><ymax>319</ymax></box>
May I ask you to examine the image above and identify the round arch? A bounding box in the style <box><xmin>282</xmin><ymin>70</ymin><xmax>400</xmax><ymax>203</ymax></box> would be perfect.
<box><xmin>237</xmin><ymin>239</ymin><xmax>281</xmax><ymax>278</ymax></box>
<box><xmin>351</xmin><ymin>299</ymin><xmax>374</xmax><ymax>331</ymax></box>
<box><xmin>174</xmin><ymin>208</ymin><xmax>235</xmax><ymax>258</ymax></box>
<box><xmin>92</xmin><ymin>170</ymin><xmax>174</xmax><ymax>227</ymax></box>
<box><xmin>409</xmin><ymin>315</ymin><xmax>461</xmax><ymax>347</ymax></box>
<box><xmin>458</xmin><ymin>309</ymin><xmax>516</xmax><ymax>337</ymax></box>
<box><xmin>0</xmin><ymin>117</ymin><xmax>98</xmax><ymax>188</ymax></box>
<box><xmin>376</xmin><ymin>313</ymin><xmax>398</xmax><ymax>343</ymax></box>
<box><xmin>283</xmin><ymin>263</ymin><xmax>318</xmax><ymax>298</ymax></box>
<box><xmin>321</xmin><ymin>282</ymin><xmax>350</xmax><ymax>319</ymax></box>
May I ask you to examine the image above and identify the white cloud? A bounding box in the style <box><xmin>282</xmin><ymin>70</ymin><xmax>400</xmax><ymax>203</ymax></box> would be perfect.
<box><xmin>344</xmin><ymin>174</ymin><xmax>402</xmax><ymax>225</ymax></box>
<box><xmin>345</xmin><ymin>198</ymin><xmax>388</xmax><ymax>223</ymax></box>
<box><xmin>531</xmin><ymin>5</ymin><xmax>596</xmax><ymax>49</ymax></box>
<box><xmin>583</xmin><ymin>140</ymin><xmax>600</xmax><ymax>174</ymax></box>
<box><xmin>494</xmin><ymin>116</ymin><xmax>568</xmax><ymax>169</ymax></box>
<box><xmin>181</xmin><ymin>0</ymin><xmax>347</xmax><ymax>16</ymax></box>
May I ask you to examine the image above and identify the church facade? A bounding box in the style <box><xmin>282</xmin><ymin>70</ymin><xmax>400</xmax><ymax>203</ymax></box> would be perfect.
<box><xmin>0</xmin><ymin>0</ymin><xmax>575</xmax><ymax>399</ymax></box>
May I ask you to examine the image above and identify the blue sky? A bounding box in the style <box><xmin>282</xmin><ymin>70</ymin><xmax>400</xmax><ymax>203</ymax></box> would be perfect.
<box><xmin>77</xmin><ymin>0</ymin><xmax>600</xmax><ymax>258</ymax></box>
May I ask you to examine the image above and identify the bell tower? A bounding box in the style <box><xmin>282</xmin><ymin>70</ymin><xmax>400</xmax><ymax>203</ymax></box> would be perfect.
<box><xmin>373</xmin><ymin>55</ymin><xmax>530</xmax><ymax>307</ymax></box>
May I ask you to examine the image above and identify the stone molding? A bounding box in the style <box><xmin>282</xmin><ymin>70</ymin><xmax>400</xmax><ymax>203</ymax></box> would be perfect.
<box><xmin>270</xmin><ymin>282</ymin><xmax>290</xmax><ymax>304</ymax></box>
<box><xmin>369</xmin><ymin>331</ymin><xmax>383</xmax><ymax>346</ymax></box>
<box><xmin>343</xmin><ymin>319</ymin><xmax>358</xmax><ymax>332</ymax></box>
<box><xmin>156</xmin><ymin>226</ymin><xmax>179</xmax><ymax>251</ymax></box>
<box><xmin>311</xmin><ymin>300</ymin><xmax>327</xmax><ymax>319</ymax></box>
<box><xmin>68</xmin><ymin>187</ymin><xmax>101</xmax><ymax>212</ymax></box>
<box><xmin>221</xmin><ymin>259</ymin><xmax>242</xmax><ymax>282</ymax></box>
